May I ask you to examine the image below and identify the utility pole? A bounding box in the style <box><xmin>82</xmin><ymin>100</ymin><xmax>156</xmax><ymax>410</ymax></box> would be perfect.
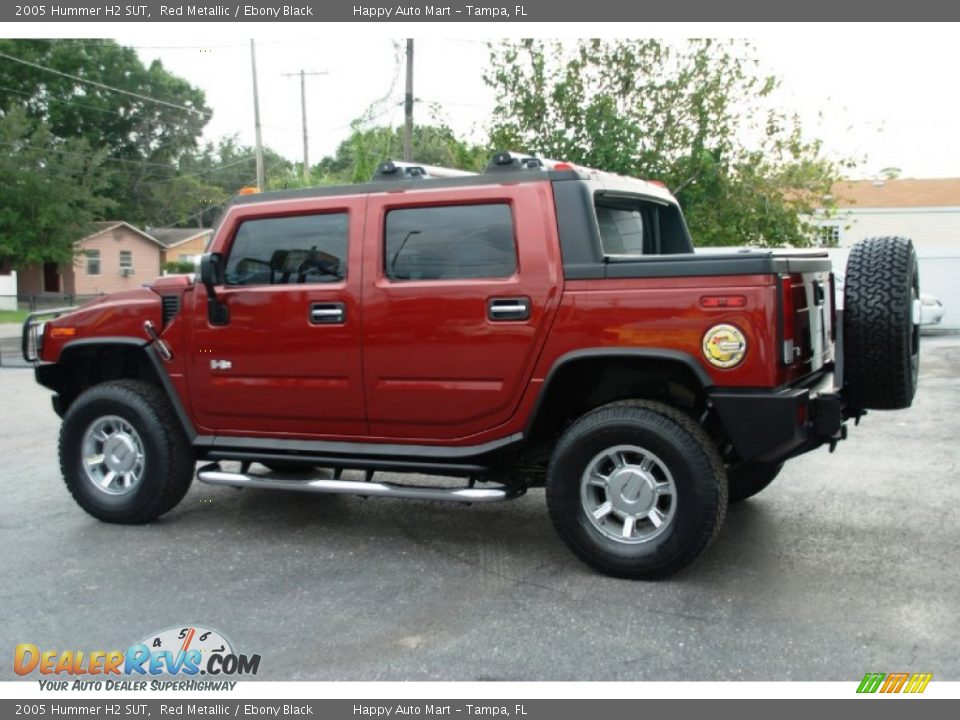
<box><xmin>282</xmin><ymin>69</ymin><xmax>328</xmax><ymax>183</ymax></box>
<box><xmin>250</xmin><ymin>39</ymin><xmax>265</xmax><ymax>191</ymax></box>
<box><xmin>403</xmin><ymin>38</ymin><xmax>414</xmax><ymax>162</ymax></box>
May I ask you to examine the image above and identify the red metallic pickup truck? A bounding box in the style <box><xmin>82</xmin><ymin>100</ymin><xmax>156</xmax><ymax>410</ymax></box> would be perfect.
<box><xmin>23</xmin><ymin>152</ymin><xmax>919</xmax><ymax>578</ymax></box>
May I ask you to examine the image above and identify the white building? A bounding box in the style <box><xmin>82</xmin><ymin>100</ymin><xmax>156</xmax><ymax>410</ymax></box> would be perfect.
<box><xmin>818</xmin><ymin>178</ymin><xmax>960</xmax><ymax>330</ymax></box>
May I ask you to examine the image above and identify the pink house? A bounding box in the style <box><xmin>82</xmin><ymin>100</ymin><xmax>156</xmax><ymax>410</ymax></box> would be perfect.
<box><xmin>17</xmin><ymin>222</ymin><xmax>164</xmax><ymax>299</ymax></box>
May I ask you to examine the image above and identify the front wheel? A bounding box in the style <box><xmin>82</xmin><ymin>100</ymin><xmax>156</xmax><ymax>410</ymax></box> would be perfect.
<box><xmin>59</xmin><ymin>380</ymin><xmax>195</xmax><ymax>523</ymax></box>
<box><xmin>546</xmin><ymin>400</ymin><xmax>727</xmax><ymax>579</ymax></box>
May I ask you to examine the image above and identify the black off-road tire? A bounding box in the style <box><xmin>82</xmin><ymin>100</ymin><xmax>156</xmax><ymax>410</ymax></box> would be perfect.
<box><xmin>843</xmin><ymin>237</ymin><xmax>920</xmax><ymax>410</ymax></box>
<box><xmin>727</xmin><ymin>462</ymin><xmax>783</xmax><ymax>503</ymax></box>
<box><xmin>59</xmin><ymin>380</ymin><xmax>195</xmax><ymax>524</ymax></box>
<box><xmin>546</xmin><ymin>400</ymin><xmax>728</xmax><ymax>580</ymax></box>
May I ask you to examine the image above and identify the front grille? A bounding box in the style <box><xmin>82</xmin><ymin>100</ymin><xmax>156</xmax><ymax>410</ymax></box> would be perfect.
<box><xmin>161</xmin><ymin>295</ymin><xmax>181</xmax><ymax>326</ymax></box>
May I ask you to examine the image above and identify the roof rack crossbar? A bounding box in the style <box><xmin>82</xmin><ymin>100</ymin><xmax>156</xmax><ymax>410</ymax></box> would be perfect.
<box><xmin>372</xmin><ymin>160</ymin><xmax>477</xmax><ymax>182</ymax></box>
<box><xmin>485</xmin><ymin>150</ymin><xmax>545</xmax><ymax>174</ymax></box>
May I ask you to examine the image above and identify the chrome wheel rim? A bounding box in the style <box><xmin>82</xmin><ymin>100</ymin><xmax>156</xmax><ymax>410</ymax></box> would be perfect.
<box><xmin>580</xmin><ymin>444</ymin><xmax>677</xmax><ymax>544</ymax></box>
<box><xmin>81</xmin><ymin>415</ymin><xmax>145</xmax><ymax>496</ymax></box>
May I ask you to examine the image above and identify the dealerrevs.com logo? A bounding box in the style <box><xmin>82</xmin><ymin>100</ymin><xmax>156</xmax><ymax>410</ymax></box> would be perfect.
<box><xmin>15</xmin><ymin>626</ymin><xmax>260</xmax><ymax>690</ymax></box>
<box><xmin>857</xmin><ymin>672</ymin><xmax>933</xmax><ymax>694</ymax></box>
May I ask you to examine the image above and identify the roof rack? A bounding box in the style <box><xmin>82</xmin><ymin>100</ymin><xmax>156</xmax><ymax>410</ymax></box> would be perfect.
<box><xmin>372</xmin><ymin>160</ymin><xmax>477</xmax><ymax>182</ymax></box>
<box><xmin>371</xmin><ymin>151</ymin><xmax>555</xmax><ymax>183</ymax></box>
<box><xmin>368</xmin><ymin>151</ymin><xmax>673</xmax><ymax>193</ymax></box>
<box><xmin>485</xmin><ymin>151</ymin><xmax>545</xmax><ymax>173</ymax></box>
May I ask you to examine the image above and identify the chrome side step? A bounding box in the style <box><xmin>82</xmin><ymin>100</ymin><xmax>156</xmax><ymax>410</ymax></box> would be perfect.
<box><xmin>196</xmin><ymin>464</ymin><xmax>516</xmax><ymax>503</ymax></box>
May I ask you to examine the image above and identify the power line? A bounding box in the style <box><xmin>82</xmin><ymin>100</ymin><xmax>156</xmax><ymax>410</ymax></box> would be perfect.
<box><xmin>0</xmin><ymin>50</ymin><xmax>212</xmax><ymax>118</ymax></box>
<box><xmin>149</xmin><ymin>155</ymin><xmax>257</xmax><ymax>184</ymax></box>
<box><xmin>75</xmin><ymin>39</ymin><xmax>321</xmax><ymax>51</ymax></box>
<box><xmin>0</xmin><ymin>84</ymin><xmax>139</xmax><ymax>119</ymax></box>
<box><xmin>0</xmin><ymin>139</ymin><xmax>176</xmax><ymax>169</ymax></box>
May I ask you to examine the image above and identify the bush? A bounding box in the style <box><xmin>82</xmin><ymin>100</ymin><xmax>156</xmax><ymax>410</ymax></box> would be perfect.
<box><xmin>163</xmin><ymin>261</ymin><xmax>196</xmax><ymax>274</ymax></box>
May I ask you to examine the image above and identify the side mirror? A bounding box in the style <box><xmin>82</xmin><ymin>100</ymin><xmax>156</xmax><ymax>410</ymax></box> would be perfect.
<box><xmin>199</xmin><ymin>252</ymin><xmax>224</xmax><ymax>294</ymax></box>
<box><xmin>199</xmin><ymin>252</ymin><xmax>229</xmax><ymax>326</ymax></box>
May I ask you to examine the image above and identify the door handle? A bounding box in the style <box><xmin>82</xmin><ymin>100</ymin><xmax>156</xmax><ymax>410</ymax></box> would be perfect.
<box><xmin>309</xmin><ymin>302</ymin><xmax>346</xmax><ymax>324</ymax></box>
<box><xmin>487</xmin><ymin>297</ymin><xmax>531</xmax><ymax>321</ymax></box>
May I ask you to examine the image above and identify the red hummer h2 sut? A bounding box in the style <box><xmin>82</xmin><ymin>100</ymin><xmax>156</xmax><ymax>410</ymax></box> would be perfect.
<box><xmin>23</xmin><ymin>152</ymin><xmax>920</xmax><ymax>578</ymax></box>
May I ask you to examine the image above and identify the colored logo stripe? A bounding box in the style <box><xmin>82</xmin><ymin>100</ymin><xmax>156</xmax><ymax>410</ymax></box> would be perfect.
<box><xmin>857</xmin><ymin>672</ymin><xmax>931</xmax><ymax>694</ymax></box>
<box><xmin>904</xmin><ymin>673</ymin><xmax>933</xmax><ymax>694</ymax></box>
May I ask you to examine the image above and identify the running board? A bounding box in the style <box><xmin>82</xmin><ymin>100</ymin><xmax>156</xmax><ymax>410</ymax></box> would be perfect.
<box><xmin>196</xmin><ymin>464</ymin><xmax>517</xmax><ymax>503</ymax></box>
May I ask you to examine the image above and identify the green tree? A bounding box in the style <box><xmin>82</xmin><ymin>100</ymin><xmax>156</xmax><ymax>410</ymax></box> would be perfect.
<box><xmin>315</xmin><ymin>123</ymin><xmax>488</xmax><ymax>184</ymax></box>
<box><xmin>485</xmin><ymin>39</ymin><xmax>848</xmax><ymax>247</ymax></box>
<box><xmin>0</xmin><ymin>39</ymin><xmax>212</xmax><ymax>225</ymax></box>
<box><xmin>174</xmin><ymin>136</ymin><xmax>294</xmax><ymax>222</ymax></box>
<box><xmin>0</xmin><ymin>107</ymin><xmax>114</xmax><ymax>266</ymax></box>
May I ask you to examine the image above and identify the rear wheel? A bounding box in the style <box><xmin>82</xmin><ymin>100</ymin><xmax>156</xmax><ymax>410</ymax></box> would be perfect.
<box><xmin>727</xmin><ymin>462</ymin><xmax>783</xmax><ymax>503</ymax></box>
<box><xmin>843</xmin><ymin>236</ymin><xmax>919</xmax><ymax>410</ymax></box>
<box><xmin>60</xmin><ymin>381</ymin><xmax>194</xmax><ymax>523</ymax></box>
<box><xmin>546</xmin><ymin>400</ymin><xmax>727</xmax><ymax>579</ymax></box>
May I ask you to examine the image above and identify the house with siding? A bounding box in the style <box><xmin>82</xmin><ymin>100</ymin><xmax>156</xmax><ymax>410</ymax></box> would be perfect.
<box><xmin>816</xmin><ymin>177</ymin><xmax>960</xmax><ymax>249</ymax></box>
<box><xmin>149</xmin><ymin>227</ymin><xmax>213</xmax><ymax>268</ymax></box>
<box><xmin>815</xmin><ymin>177</ymin><xmax>960</xmax><ymax>330</ymax></box>
<box><xmin>17</xmin><ymin>222</ymin><xmax>164</xmax><ymax>299</ymax></box>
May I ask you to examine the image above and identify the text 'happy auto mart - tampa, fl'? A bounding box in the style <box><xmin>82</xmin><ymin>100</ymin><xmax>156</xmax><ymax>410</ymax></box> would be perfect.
<box><xmin>24</xmin><ymin>4</ymin><xmax>531</xmax><ymax>19</ymax></box>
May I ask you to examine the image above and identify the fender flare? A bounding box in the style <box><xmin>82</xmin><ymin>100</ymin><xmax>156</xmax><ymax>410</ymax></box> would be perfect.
<box><xmin>42</xmin><ymin>337</ymin><xmax>198</xmax><ymax>443</ymax></box>
<box><xmin>524</xmin><ymin>347</ymin><xmax>714</xmax><ymax>437</ymax></box>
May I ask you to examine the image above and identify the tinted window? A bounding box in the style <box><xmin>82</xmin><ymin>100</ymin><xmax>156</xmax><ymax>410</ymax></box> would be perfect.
<box><xmin>385</xmin><ymin>204</ymin><xmax>517</xmax><ymax>281</ymax></box>
<box><xmin>225</xmin><ymin>213</ymin><xmax>348</xmax><ymax>286</ymax></box>
<box><xmin>596</xmin><ymin>204</ymin><xmax>649</xmax><ymax>255</ymax></box>
<box><xmin>594</xmin><ymin>197</ymin><xmax>694</xmax><ymax>256</ymax></box>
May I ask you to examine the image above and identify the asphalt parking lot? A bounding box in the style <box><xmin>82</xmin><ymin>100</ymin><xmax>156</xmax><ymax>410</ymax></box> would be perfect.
<box><xmin>1</xmin><ymin>334</ymin><xmax>958</xmax><ymax>681</ymax></box>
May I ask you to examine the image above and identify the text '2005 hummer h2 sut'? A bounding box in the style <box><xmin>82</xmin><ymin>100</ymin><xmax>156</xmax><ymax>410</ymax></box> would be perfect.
<box><xmin>23</xmin><ymin>152</ymin><xmax>920</xmax><ymax>578</ymax></box>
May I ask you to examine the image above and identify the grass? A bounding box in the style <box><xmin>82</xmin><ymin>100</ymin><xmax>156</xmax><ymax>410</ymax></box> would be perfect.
<box><xmin>0</xmin><ymin>309</ymin><xmax>29</xmax><ymax>324</ymax></box>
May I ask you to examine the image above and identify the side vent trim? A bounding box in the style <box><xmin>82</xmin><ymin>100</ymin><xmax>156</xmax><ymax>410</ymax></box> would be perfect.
<box><xmin>161</xmin><ymin>295</ymin><xmax>181</xmax><ymax>326</ymax></box>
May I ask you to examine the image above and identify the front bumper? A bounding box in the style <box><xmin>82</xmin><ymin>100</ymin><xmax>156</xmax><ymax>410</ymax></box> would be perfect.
<box><xmin>709</xmin><ymin>370</ymin><xmax>849</xmax><ymax>465</ymax></box>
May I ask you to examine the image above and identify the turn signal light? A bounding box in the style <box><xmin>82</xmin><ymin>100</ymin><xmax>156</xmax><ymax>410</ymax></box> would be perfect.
<box><xmin>237</xmin><ymin>186</ymin><xmax>260</xmax><ymax>195</ymax></box>
<box><xmin>49</xmin><ymin>327</ymin><xmax>77</xmax><ymax>338</ymax></box>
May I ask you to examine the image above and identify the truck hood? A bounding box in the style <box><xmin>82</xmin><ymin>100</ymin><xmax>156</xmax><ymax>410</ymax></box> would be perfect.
<box><xmin>41</xmin><ymin>287</ymin><xmax>162</xmax><ymax>362</ymax></box>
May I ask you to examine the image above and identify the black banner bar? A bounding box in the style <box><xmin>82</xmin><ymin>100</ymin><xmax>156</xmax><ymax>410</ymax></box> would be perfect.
<box><xmin>3</xmin><ymin>0</ymin><xmax>960</xmax><ymax>23</ymax></box>
<box><xmin>1</xmin><ymin>699</ymin><xmax>959</xmax><ymax>719</ymax></box>
<box><xmin>0</xmin><ymin>689</ymin><xmax>960</xmax><ymax>720</ymax></box>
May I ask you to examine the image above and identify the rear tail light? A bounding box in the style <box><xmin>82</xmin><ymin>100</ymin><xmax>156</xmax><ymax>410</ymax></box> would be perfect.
<box><xmin>779</xmin><ymin>274</ymin><xmax>797</xmax><ymax>365</ymax></box>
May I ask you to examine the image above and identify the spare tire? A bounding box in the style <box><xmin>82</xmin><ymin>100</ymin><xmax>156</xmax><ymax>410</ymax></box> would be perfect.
<box><xmin>843</xmin><ymin>236</ymin><xmax>919</xmax><ymax>410</ymax></box>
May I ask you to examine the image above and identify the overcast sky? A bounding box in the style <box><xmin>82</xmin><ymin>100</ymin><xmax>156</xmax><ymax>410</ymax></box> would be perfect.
<box><xmin>30</xmin><ymin>24</ymin><xmax>960</xmax><ymax>181</ymax></box>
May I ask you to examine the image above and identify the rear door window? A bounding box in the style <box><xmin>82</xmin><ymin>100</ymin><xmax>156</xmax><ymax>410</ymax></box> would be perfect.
<box><xmin>385</xmin><ymin>204</ymin><xmax>517</xmax><ymax>281</ymax></box>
